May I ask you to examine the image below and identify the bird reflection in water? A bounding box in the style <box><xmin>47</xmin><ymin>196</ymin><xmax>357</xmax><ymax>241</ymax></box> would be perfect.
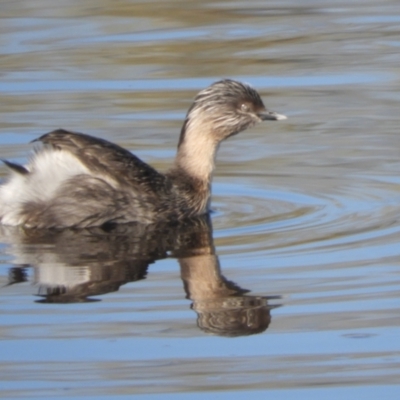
<box><xmin>1</xmin><ymin>216</ymin><xmax>280</xmax><ymax>337</ymax></box>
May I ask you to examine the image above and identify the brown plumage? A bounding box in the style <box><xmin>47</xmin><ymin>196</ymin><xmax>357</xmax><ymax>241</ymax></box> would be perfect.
<box><xmin>0</xmin><ymin>79</ymin><xmax>286</xmax><ymax>229</ymax></box>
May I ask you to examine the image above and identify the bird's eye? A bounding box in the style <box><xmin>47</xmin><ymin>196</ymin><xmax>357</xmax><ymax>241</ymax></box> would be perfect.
<box><xmin>240</xmin><ymin>103</ymin><xmax>250</xmax><ymax>112</ymax></box>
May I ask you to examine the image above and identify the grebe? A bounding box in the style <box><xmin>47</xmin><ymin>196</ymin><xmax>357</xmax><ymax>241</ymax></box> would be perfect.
<box><xmin>0</xmin><ymin>79</ymin><xmax>286</xmax><ymax>229</ymax></box>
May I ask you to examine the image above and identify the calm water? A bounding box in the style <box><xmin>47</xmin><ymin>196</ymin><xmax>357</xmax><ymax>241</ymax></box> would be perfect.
<box><xmin>1</xmin><ymin>0</ymin><xmax>400</xmax><ymax>399</ymax></box>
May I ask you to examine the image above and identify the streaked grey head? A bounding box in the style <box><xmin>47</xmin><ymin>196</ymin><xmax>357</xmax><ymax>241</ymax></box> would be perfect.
<box><xmin>179</xmin><ymin>79</ymin><xmax>286</xmax><ymax>147</ymax></box>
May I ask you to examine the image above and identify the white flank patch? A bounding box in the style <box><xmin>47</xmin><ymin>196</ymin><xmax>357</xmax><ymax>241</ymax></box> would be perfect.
<box><xmin>0</xmin><ymin>149</ymin><xmax>90</xmax><ymax>225</ymax></box>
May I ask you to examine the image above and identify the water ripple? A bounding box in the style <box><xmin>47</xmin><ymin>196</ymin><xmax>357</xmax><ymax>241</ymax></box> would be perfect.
<box><xmin>213</xmin><ymin>174</ymin><xmax>400</xmax><ymax>258</ymax></box>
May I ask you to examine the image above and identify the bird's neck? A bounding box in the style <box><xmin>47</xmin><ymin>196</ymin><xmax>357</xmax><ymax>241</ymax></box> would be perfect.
<box><xmin>164</xmin><ymin>121</ymin><xmax>221</xmax><ymax>216</ymax></box>
<box><xmin>172</xmin><ymin>122</ymin><xmax>220</xmax><ymax>184</ymax></box>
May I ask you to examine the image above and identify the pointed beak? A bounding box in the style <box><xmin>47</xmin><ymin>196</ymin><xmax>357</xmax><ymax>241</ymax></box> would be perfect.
<box><xmin>258</xmin><ymin>110</ymin><xmax>287</xmax><ymax>121</ymax></box>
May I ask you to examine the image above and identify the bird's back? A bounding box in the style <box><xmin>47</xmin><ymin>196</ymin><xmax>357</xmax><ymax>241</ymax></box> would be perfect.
<box><xmin>0</xmin><ymin>129</ymin><xmax>174</xmax><ymax>228</ymax></box>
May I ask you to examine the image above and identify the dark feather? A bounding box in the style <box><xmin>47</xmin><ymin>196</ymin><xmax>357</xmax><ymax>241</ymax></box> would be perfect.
<box><xmin>35</xmin><ymin>129</ymin><xmax>169</xmax><ymax>194</ymax></box>
<box><xmin>2</xmin><ymin>160</ymin><xmax>29</xmax><ymax>175</ymax></box>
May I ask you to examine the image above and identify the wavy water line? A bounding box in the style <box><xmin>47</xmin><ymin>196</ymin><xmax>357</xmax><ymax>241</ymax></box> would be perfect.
<box><xmin>213</xmin><ymin>175</ymin><xmax>400</xmax><ymax>257</ymax></box>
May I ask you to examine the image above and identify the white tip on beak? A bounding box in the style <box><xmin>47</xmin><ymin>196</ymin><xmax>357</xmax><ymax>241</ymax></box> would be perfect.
<box><xmin>258</xmin><ymin>111</ymin><xmax>288</xmax><ymax>121</ymax></box>
<box><xmin>275</xmin><ymin>113</ymin><xmax>287</xmax><ymax>121</ymax></box>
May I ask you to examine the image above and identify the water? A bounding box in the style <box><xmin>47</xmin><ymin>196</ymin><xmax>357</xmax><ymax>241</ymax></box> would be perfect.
<box><xmin>1</xmin><ymin>0</ymin><xmax>400</xmax><ymax>398</ymax></box>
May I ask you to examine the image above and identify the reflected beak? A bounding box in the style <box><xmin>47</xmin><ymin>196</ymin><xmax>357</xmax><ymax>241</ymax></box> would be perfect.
<box><xmin>258</xmin><ymin>110</ymin><xmax>287</xmax><ymax>121</ymax></box>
